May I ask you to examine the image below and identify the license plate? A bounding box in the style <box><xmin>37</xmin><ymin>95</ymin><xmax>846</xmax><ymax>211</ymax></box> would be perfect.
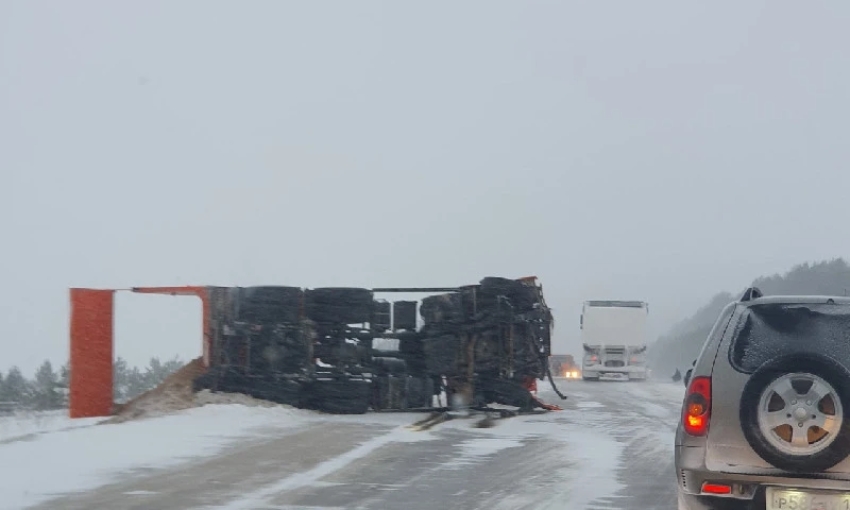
<box><xmin>601</xmin><ymin>373</ymin><xmax>626</xmax><ymax>380</ymax></box>
<box><xmin>767</xmin><ymin>487</ymin><xmax>850</xmax><ymax>510</ymax></box>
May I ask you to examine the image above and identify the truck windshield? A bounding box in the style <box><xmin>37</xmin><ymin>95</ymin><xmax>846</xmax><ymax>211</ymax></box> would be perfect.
<box><xmin>729</xmin><ymin>302</ymin><xmax>850</xmax><ymax>373</ymax></box>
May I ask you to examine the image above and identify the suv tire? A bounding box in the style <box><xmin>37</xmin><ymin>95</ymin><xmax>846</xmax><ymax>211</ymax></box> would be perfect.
<box><xmin>739</xmin><ymin>352</ymin><xmax>850</xmax><ymax>472</ymax></box>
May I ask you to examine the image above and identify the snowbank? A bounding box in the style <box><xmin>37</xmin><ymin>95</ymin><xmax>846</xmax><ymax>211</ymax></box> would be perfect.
<box><xmin>0</xmin><ymin>402</ymin><xmax>309</xmax><ymax>510</ymax></box>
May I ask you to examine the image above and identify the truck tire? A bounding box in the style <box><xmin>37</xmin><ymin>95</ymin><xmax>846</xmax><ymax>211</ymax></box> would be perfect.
<box><xmin>305</xmin><ymin>288</ymin><xmax>373</xmax><ymax>324</ymax></box>
<box><xmin>393</xmin><ymin>301</ymin><xmax>418</xmax><ymax>331</ymax></box>
<box><xmin>739</xmin><ymin>353</ymin><xmax>850</xmax><ymax>472</ymax></box>
<box><xmin>422</xmin><ymin>334</ymin><xmax>460</xmax><ymax>376</ymax></box>
<box><xmin>248</xmin><ymin>376</ymin><xmax>302</xmax><ymax>407</ymax></box>
<box><xmin>406</xmin><ymin>376</ymin><xmax>435</xmax><ymax>408</ymax></box>
<box><xmin>239</xmin><ymin>286</ymin><xmax>303</xmax><ymax>324</ymax></box>
<box><xmin>398</xmin><ymin>333</ymin><xmax>426</xmax><ymax>374</ymax></box>
<box><xmin>372</xmin><ymin>300</ymin><xmax>392</xmax><ymax>332</ymax></box>
<box><xmin>479</xmin><ymin>378</ymin><xmax>533</xmax><ymax>411</ymax></box>
<box><xmin>372</xmin><ymin>357</ymin><xmax>408</xmax><ymax>376</ymax></box>
<box><xmin>203</xmin><ymin>367</ymin><xmax>252</xmax><ymax>395</ymax></box>
<box><xmin>478</xmin><ymin>277</ymin><xmax>537</xmax><ymax>313</ymax></box>
<box><xmin>302</xmin><ymin>378</ymin><xmax>371</xmax><ymax>414</ymax></box>
<box><xmin>192</xmin><ymin>367</ymin><xmax>221</xmax><ymax>392</ymax></box>
<box><xmin>420</xmin><ymin>293</ymin><xmax>463</xmax><ymax>325</ymax></box>
<box><xmin>372</xmin><ymin>375</ymin><xmax>408</xmax><ymax>411</ymax></box>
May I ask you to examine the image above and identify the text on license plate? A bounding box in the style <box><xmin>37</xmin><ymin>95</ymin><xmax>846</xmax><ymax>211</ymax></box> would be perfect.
<box><xmin>767</xmin><ymin>487</ymin><xmax>850</xmax><ymax>510</ymax></box>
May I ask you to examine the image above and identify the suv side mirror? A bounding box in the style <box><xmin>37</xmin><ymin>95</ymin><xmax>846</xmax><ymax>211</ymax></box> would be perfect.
<box><xmin>684</xmin><ymin>368</ymin><xmax>693</xmax><ymax>387</ymax></box>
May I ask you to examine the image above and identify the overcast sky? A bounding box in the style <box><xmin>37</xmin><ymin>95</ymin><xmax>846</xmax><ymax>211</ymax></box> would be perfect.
<box><xmin>3</xmin><ymin>1</ymin><xmax>850</xmax><ymax>374</ymax></box>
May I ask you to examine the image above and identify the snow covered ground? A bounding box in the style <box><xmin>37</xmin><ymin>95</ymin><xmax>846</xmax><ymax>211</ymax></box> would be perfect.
<box><xmin>1</xmin><ymin>380</ymin><xmax>685</xmax><ymax>510</ymax></box>
<box><xmin>0</xmin><ymin>404</ymin><xmax>311</xmax><ymax>510</ymax></box>
<box><xmin>0</xmin><ymin>410</ymin><xmax>103</xmax><ymax>444</ymax></box>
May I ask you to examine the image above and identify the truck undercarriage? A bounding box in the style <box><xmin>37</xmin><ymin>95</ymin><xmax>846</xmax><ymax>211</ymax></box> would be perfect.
<box><xmin>194</xmin><ymin>276</ymin><xmax>565</xmax><ymax>414</ymax></box>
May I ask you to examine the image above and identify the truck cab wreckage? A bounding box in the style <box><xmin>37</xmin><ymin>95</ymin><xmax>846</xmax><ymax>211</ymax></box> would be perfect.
<box><xmin>193</xmin><ymin>276</ymin><xmax>566</xmax><ymax>415</ymax></box>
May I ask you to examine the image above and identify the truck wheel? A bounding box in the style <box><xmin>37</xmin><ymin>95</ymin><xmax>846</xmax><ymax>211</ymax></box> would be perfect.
<box><xmin>239</xmin><ymin>286</ymin><xmax>303</xmax><ymax>324</ymax></box>
<box><xmin>406</xmin><ymin>377</ymin><xmax>435</xmax><ymax>408</ymax></box>
<box><xmin>209</xmin><ymin>367</ymin><xmax>252</xmax><ymax>395</ymax></box>
<box><xmin>422</xmin><ymin>334</ymin><xmax>460</xmax><ymax>376</ymax></box>
<box><xmin>398</xmin><ymin>333</ymin><xmax>427</xmax><ymax>374</ymax></box>
<box><xmin>302</xmin><ymin>378</ymin><xmax>371</xmax><ymax>414</ymax></box>
<box><xmin>372</xmin><ymin>300</ymin><xmax>392</xmax><ymax>332</ymax></box>
<box><xmin>480</xmin><ymin>378</ymin><xmax>533</xmax><ymax>411</ymax></box>
<box><xmin>372</xmin><ymin>375</ymin><xmax>408</xmax><ymax>411</ymax></box>
<box><xmin>478</xmin><ymin>277</ymin><xmax>537</xmax><ymax>312</ymax></box>
<box><xmin>249</xmin><ymin>376</ymin><xmax>302</xmax><ymax>407</ymax></box>
<box><xmin>305</xmin><ymin>288</ymin><xmax>373</xmax><ymax>324</ymax></box>
<box><xmin>740</xmin><ymin>353</ymin><xmax>850</xmax><ymax>472</ymax></box>
<box><xmin>420</xmin><ymin>293</ymin><xmax>463</xmax><ymax>325</ymax></box>
<box><xmin>192</xmin><ymin>367</ymin><xmax>221</xmax><ymax>392</ymax></box>
<box><xmin>372</xmin><ymin>357</ymin><xmax>408</xmax><ymax>376</ymax></box>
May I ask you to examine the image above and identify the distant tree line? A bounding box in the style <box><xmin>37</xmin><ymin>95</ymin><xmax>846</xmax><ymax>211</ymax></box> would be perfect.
<box><xmin>649</xmin><ymin>258</ymin><xmax>850</xmax><ymax>377</ymax></box>
<box><xmin>0</xmin><ymin>356</ymin><xmax>184</xmax><ymax>412</ymax></box>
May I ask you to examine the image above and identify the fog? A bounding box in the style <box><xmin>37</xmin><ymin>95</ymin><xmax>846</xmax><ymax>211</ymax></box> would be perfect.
<box><xmin>3</xmin><ymin>1</ymin><xmax>850</xmax><ymax>372</ymax></box>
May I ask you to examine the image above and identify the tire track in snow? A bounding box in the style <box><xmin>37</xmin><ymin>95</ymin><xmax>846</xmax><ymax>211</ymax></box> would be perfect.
<box><xmin>202</xmin><ymin>425</ymin><xmax>436</xmax><ymax>510</ymax></box>
<box><xmin>563</xmin><ymin>381</ymin><xmax>681</xmax><ymax>510</ymax></box>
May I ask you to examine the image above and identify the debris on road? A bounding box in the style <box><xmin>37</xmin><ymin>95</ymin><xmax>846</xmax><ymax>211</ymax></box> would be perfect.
<box><xmin>407</xmin><ymin>411</ymin><xmax>453</xmax><ymax>431</ymax></box>
<box><xmin>107</xmin><ymin>357</ymin><xmax>206</xmax><ymax>423</ymax></box>
<box><xmin>106</xmin><ymin>358</ymin><xmax>287</xmax><ymax>424</ymax></box>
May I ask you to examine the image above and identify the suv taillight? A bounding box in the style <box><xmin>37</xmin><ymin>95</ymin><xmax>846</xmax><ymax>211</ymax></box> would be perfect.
<box><xmin>683</xmin><ymin>376</ymin><xmax>711</xmax><ymax>436</ymax></box>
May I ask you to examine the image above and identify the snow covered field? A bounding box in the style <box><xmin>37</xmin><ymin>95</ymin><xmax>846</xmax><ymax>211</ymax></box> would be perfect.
<box><xmin>0</xmin><ymin>381</ymin><xmax>685</xmax><ymax>510</ymax></box>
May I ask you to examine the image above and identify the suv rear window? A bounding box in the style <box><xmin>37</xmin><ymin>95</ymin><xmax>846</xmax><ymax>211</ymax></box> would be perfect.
<box><xmin>729</xmin><ymin>302</ymin><xmax>850</xmax><ymax>373</ymax></box>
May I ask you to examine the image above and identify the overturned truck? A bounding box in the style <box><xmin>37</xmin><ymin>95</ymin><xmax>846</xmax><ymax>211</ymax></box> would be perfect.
<box><xmin>194</xmin><ymin>276</ymin><xmax>560</xmax><ymax>414</ymax></box>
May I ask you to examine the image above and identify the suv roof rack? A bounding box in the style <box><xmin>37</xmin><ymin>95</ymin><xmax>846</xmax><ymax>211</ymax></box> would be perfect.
<box><xmin>739</xmin><ymin>286</ymin><xmax>764</xmax><ymax>302</ymax></box>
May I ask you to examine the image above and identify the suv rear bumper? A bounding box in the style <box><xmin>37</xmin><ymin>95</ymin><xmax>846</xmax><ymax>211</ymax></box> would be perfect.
<box><xmin>677</xmin><ymin>445</ymin><xmax>850</xmax><ymax>508</ymax></box>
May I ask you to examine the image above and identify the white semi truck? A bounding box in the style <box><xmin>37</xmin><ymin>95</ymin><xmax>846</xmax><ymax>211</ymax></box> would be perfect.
<box><xmin>580</xmin><ymin>300</ymin><xmax>649</xmax><ymax>381</ymax></box>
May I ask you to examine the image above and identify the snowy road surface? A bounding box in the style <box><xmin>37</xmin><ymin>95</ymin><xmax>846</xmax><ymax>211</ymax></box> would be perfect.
<box><xmin>9</xmin><ymin>380</ymin><xmax>684</xmax><ymax>510</ymax></box>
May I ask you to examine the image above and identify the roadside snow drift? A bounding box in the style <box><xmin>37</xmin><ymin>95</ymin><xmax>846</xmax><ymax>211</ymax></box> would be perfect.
<box><xmin>0</xmin><ymin>410</ymin><xmax>102</xmax><ymax>444</ymax></box>
<box><xmin>0</xmin><ymin>403</ymin><xmax>308</xmax><ymax>510</ymax></box>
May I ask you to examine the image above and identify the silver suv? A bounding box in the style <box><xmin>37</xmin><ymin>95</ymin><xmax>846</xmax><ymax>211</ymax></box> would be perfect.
<box><xmin>676</xmin><ymin>287</ymin><xmax>850</xmax><ymax>510</ymax></box>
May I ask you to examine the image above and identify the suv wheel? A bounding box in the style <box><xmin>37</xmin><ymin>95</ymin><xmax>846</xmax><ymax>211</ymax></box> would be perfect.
<box><xmin>739</xmin><ymin>353</ymin><xmax>850</xmax><ymax>472</ymax></box>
